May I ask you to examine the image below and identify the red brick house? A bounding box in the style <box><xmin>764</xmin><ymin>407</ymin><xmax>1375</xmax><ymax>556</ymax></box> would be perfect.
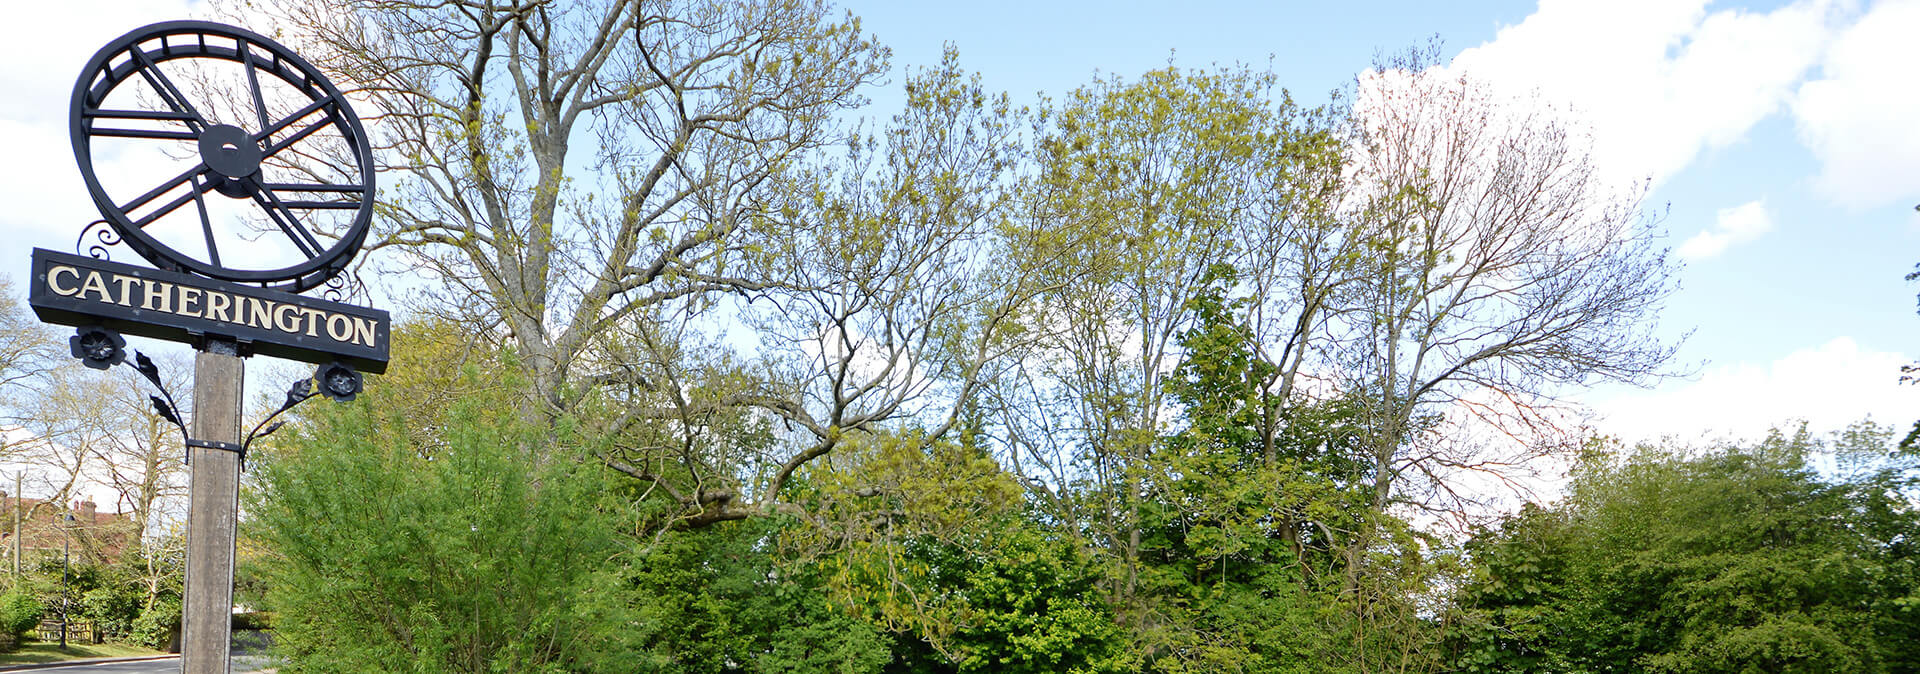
<box><xmin>0</xmin><ymin>495</ymin><xmax>135</xmax><ymax>567</ymax></box>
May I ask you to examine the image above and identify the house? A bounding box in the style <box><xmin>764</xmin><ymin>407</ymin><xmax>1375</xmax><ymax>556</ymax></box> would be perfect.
<box><xmin>0</xmin><ymin>494</ymin><xmax>135</xmax><ymax>567</ymax></box>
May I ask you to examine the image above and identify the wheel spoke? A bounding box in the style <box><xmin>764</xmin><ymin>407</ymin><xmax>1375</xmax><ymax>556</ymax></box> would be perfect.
<box><xmin>128</xmin><ymin>47</ymin><xmax>206</xmax><ymax>133</ymax></box>
<box><xmin>83</xmin><ymin>108</ymin><xmax>197</xmax><ymax>121</ymax></box>
<box><xmin>261</xmin><ymin>183</ymin><xmax>366</xmax><ymax>209</ymax></box>
<box><xmin>245</xmin><ymin>178</ymin><xmax>325</xmax><ymax>258</ymax></box>
<box><xmin>259</xmin><ymin>116</ymin><xmax>334</xmax><ymax>165</ymax></box>
<box><xmin>243</xmin><ymin>43</ymin><xmax>273</xmax><ymax>144</ymax></box>
<box><xmin>260</xmin><ymin>183</ymin><xmax>364</xmax><ymax>193</ymax></box>
<box><xmin>281</xmin><ymin>201</ymin><xmax>361</xmax><ymax>210</ymax></box>
<box><xmin>119</xmin><ymin>163</ymin><xmax>213</xmax><ymax>215</ymax></box>
<box><xmin>130</xmin><ymin>175</ymin><xmax>219</xmax><ymax>229</ymax></box>
<box><xmin>189</xmin><ymin>174</ymin><xmax>222</xmax><ymax>268</ymax></box>
<box><xmin>81</xmin><ymin>108</ymin><xmax>197</xmax><ymax>142</ymax></box>
<box><xmin>253</xmin><ymin>97</ymin><xmax>331</xmax><ymax>147</ymax></box>
<box><xmin>86</xmin><ymin>128</ymin><xmax>198</xmax><ymax>141</ymax></box>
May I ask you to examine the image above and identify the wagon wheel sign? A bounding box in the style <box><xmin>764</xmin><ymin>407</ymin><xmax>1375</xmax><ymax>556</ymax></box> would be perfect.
<box><xmin>70</xmin><ymin>20</ymin><xmax>375</xmax><ymax>294</ymax></box>
<box><xmin>33</xmin><ymin>20</ymin><xmax>389</xmax><ymax>372</ymax></box>
<box><xmin>25</xmin><ymin>22</ymin><xmax>391</xmax><ymax>672</ymax></box>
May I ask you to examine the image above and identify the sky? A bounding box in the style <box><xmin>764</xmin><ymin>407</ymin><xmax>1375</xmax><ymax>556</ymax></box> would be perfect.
<box><xmin>2</xmin><ymin>0</ymin><xmax>1917</xmax><ymax>455</ymax></box>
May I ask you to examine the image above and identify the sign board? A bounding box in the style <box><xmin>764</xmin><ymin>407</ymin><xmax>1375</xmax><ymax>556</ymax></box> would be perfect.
<box><xmin>28</xmin><ymin>248</ymin><xmax>389</xmax><ymax>372</ymax></box>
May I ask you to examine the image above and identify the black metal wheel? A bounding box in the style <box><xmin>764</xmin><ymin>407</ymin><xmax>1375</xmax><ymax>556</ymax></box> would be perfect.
<box><xmin>70</xmin><ymin>20</ymin><xmax>374</xmax><ymax>293</ymax></box>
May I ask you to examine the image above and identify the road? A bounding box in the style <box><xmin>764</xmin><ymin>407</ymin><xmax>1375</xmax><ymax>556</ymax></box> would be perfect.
<box><xmin>5</xmin><ymin>656</ymin><xmax>275</xmax><ymax>673</ymax></box>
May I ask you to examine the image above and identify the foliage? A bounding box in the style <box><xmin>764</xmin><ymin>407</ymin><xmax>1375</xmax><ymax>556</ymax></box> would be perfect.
<box><xmin>248</xmin><ymin>382</ymin><xmax>639</xmax><ymax>672</ymax></box>
<box><xmin>619</xmin><ymin>520</ymin><xmax>892</xmax><ymax>674</ymax></box>
<box><xmin>10</xmin><ymin>2</ymin><xmax>1875</xmax><ymax>669</ymax></box>
<box><xmin>780</xmin><ymin>424</ymin><xmax>1125</xmax><ymax>672</ymax></box>
<box><xmin>1450</xmin><ymin>423</ymin><xmax>1920</xmax><ymax>673</ymax></box>
<box><xmin>1140</xmin><ymin>276</ymin><xmax>1448</xmax><ymax>673</ymax></box>
<box><xmin>0</xmin><ymin>592</ymin><xmax>43</xmax><ymax>652</ymax></box>
<box><xmin>79</xmin><ymin>580</ymin><xmax>142</xmax><ymax>641</ymax></box>
<box><xmin>128</xmin><ymin>595</ymin><xmax>179</xmax><ymax>652</ymax></box>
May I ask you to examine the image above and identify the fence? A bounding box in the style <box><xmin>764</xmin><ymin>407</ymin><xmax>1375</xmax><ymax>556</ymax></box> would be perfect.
<box><xmin>35</xmin><ymin>619</ymin><xmax>97</xmax><ymax>645</ymax></box>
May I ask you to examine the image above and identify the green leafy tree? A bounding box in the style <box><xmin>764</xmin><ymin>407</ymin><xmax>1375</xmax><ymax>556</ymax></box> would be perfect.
<box><xmin>1002</xmin><ymin>62</ymin><xmax>1348</xmax><ymax>650</ymax></box>
<box><xmin>1144</xmin><ymin>274</ymin><xmax>1443</xmax><ymax>674</ymax></box>
<box><xmin>619</xmin><ymin>519</ymin><xmax>892</xmax><ymax>673</ymax></box>
<box><xmin>1451</xmin><ymin>424</ymin><xmax>1920</xmax><ymax>673</ymax></box>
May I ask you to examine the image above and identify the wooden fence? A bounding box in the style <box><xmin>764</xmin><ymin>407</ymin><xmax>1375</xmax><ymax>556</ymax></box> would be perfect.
<box><xmin>35</xmin><ymin>619</ymin><xmax>97</xmax><ymax>644</ymax></box>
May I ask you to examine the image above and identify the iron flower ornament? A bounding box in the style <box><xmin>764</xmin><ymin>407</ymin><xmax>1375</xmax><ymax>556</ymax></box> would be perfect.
<box><xmin>69</xmin><ymin>326</ymin><xmax>125</xmax><ymax>370</ymax></box>
<box><xmin>313</xmin><ymin>361</ymin><xmax>362</xmax><ymax>403</ymax></box>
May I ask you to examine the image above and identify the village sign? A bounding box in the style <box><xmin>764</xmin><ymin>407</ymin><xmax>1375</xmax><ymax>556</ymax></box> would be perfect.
<box><xmin>24</xmin><ymin>20</ymin><xmax>387</xmax><ymax>673</ymax></box>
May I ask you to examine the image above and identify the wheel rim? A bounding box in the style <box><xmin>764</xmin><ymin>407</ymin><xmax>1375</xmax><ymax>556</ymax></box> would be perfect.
<box><xmin>69</xmin><ymin>20</ymin><xmax>374</xmax><ymax>294</ymax></box>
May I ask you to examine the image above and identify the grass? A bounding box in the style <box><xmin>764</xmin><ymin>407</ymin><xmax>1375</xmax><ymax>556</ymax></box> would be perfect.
<box><xmin>0</xmin><ymin>639</ymin><xmax>166</xmax><ymax>666</ymax></box>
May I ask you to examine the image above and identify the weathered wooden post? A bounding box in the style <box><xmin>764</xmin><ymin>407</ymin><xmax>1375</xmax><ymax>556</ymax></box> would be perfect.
<box><xmin>183</xmin><ymin>340</ymin><xmax>242</xmax><ymax>669</ymax></box>
<box><xmin>30</xmin><ymin>21</ymin><xmax>388</xmax><ymax>673</ymax></box>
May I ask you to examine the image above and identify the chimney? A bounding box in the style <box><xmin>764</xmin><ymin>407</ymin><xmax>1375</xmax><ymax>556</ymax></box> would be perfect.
<box><xmin>77</xmin><ymin>500</ymin><xmax>96</xmax><ymax>522</ymax></box>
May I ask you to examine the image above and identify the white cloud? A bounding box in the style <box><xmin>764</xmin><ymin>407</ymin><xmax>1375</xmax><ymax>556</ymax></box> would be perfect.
<box><xmin>1447</xmin><ymin>0</ymin><xmax>1845</xmax><ymax>190</ymax></box>
<box><xmin>1676</xmin><ymin>199</ymin><xmax>1772</xmax><ymax>260</ymax></box>
<box><xmin>0</xmin><ymin>1</ymin><xmax>206</xmax><ymax>265</ymax></box>
<box><xmin>1590</xmin><ymin>337</ymin><xmax>1920</xmax><ymax>443</ymax></box>
<box><xmin>1791</xmin><ymin>0</ymin><xmax>1920</xmax><ymax>210</ymax></box>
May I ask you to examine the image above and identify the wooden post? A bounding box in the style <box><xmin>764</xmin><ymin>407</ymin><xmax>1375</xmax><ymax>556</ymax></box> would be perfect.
<box><xmin>182</xmin><ymin>339</ymin><xmax>243</xmax><ymax>673</ymax></box>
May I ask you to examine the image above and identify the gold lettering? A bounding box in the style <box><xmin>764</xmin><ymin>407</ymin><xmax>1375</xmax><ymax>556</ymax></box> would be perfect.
<box><xmin>273</xmin><ymin>304</ymin><xmax>300</xmax><ymax>333</ymax></box>
<box><xmin>207</xmin><ymin>291</ymin><xmax>232</xmax><ymax>323</ymax></box>
<box><xmin>352</xmin><ymin>316</ymin><xmax>377</xmax><ymax>348</ymax></box>
<box><xmin>110</xmin><ymin>275</ymin><xmax>139</xmax><ymax>306</ymax></box>
<box><xmin>48</xmin><ymin>266</ymin><xmax>79</xmax><ymax>296</ymax></box>
<box><xmin>177</xmin><ymin>287</ymin><xmax>202</xmax><ymax>318</ymax></box>
<box><xmin>248</xmin><ymin>298</ymin><xmax>274</xmax><ymax>330</ymax></box>
<box><xmin>78</xmin><ymin>271</ymin><xmax>110</xmax><ymax>302</ymax></box>
<box><xmin>301</xmin><ymin>307</ymin><xmax>326</xmax><ymax>337</ymax></box>
<box><xmin>325</xmin><ymin>314</ymin><xmax>353</xmax><ymax>342</ymax></box>
<box><xmin>141</xmin><ymin>280</ymin><xmax>172</xmax><ymax>313</ymax></box>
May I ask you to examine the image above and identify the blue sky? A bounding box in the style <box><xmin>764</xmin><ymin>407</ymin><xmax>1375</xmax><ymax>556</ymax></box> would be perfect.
<box><xmin>4</xmin><ymin>0</ymin><xmax>1916</xmax><ymax>445</ymax></box>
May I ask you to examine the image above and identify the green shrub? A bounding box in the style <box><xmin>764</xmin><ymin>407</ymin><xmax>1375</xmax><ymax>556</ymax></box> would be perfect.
<box><xmin>129</xmin><ymin>596</ymin><xmax>179</xmax><ymax>651</ymax></box>
<box><xmin>0</xmin><ymin>592</ymin><xmax>44</xmax><ymax>652</ymax></box>
<box><xmin>81</xmin><ymin>584</ymin><xmax>142</xmax><ymax>640</ymax></box>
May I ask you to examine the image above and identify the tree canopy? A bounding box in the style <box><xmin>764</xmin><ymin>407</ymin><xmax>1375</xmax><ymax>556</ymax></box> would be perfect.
<box><xmin>11</xmin><ymin>1</ymin><xmax>1913</xmax><ymax>673</ymax></box>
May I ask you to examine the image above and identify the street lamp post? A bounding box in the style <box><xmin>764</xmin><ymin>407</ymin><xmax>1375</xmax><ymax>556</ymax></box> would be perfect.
<box><xmin>58</xmin><ymin>512</ymin><xmax>72</xmax><ymax>650</ymax></box>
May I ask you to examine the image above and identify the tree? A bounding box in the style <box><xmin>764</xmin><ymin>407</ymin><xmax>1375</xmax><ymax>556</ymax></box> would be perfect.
<box><xmin>0</xmin><ymin>274</ymin><xmax>65</xmax><ymax>483</ymax></box>
<box><xmin>0</xmin><ymin>276</ymin><xmax>59</xmax><ymax>401</ymax></box>
<box><xmin>1339</xmin><ymin>46</ymin><xmax>1679</xmax><ymax>516</ymax></box>
<box><xmin>1450</xmin><ymin>423</ymin><xmax>1920</xmax><ymax>673</ymax></box>
<box><xmin>232</xmin><ymin>1</ymin><xmax>1041</xmax><ymax>531</ymax></box>
<box><xmin>592</xmin><ymin>48</ymin><xmax>1034</xmax><ymax>528</ymax></box>
<box><xmin>1113</xmin><ymin>275</ymin><xmax>1454</xmax><ymax>674</ymax></box>
<box><xmin>228</xmin><ymin>0</ymin><xmax>886</xmax><ymax>427</ymax></box>
<box><xmin>783</xmin><ymin>428</ymin><xmax>1130</xmax><ymax>673</ymax></box>
<box><xmin>1000</xmin><ymin>64</ymin><xmax>1342</xmax><ymax>638</ymax></box>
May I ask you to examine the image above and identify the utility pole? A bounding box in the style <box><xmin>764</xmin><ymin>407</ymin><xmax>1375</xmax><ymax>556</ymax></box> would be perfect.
<box><xmin>182</xmin><ymin>339</ymin><xmax>243</xmax><ymax>674</ymax></box>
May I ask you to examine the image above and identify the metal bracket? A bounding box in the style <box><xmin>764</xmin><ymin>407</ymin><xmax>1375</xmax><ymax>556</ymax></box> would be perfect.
<box><xmin>64</xmin><ymin>330</ymin><xmax>364</xmax><ymax>471</ymax></box>
<box><xmin>186</xmin><ymin>439</ymin><xmax>241</xmax><ymax>452</ymax></box>
<box><xmin>185</xmin><ymin>439</ymin><xmax>245</xmax><ymax>464</ymax></box>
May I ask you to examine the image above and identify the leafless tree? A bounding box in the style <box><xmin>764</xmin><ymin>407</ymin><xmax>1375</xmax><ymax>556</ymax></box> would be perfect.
<box><xmin>1337</xmin><ymin>46</ymin><xmax>1679</xmax><ymax>518</ymax></box>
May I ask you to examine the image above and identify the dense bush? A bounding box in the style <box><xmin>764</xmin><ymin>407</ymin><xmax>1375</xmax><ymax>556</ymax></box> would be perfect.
<box><xmin>1449</xmin><ymin>424</ymin><xmax>1920</xmax><ymax>673</ymax></box>
<box><xmin>128</xmin><ymin>595</ymin><xmax>179</xmax><ymax>652</ymax></box>
<box><xmin>250</xmin><ymin>392</ymin><xmax>639</xmax><ymax>672</ymax></box>
<box><xmin>0</xmin><ymin>591</ymin><xmax>44</xmax><ymax>652</ymax></box>
<box><xmin>81</xmin><ymin>582</ymin><xmax>143</xmax><ymax>640</ymax></box>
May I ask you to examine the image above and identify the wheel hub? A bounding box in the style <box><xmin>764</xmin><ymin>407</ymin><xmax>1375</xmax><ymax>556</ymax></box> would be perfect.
<box><xmin>197</xmin><ymin>124</ymin><xmax>261</xmax><ymax>197</ymax></box>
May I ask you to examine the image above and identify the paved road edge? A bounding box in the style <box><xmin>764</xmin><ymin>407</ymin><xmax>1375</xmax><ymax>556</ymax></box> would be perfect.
<box><xmin>0</xmin><ymin>655</ymin><xmax>177</xmax><ymax>672</ymax></box>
